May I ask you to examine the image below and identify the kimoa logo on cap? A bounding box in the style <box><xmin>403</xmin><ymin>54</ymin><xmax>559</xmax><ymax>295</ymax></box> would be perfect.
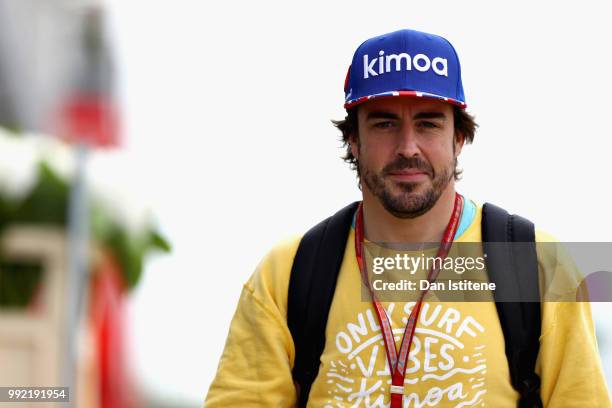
<box><xmin>363</xmin><ymin>50</ymin><xmax>448</xmax><ymax>79</ymax></box>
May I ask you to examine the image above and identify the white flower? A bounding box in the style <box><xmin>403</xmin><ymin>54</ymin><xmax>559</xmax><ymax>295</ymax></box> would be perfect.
<box><xmin>0</xmin><ymin>127</ymin><xmax>41</xmax><ymax>199</ymax></box>
<box><xmin>87</xmin><ymin>148</ymin><xmax>156</xmax><ymax>235</ymax></box>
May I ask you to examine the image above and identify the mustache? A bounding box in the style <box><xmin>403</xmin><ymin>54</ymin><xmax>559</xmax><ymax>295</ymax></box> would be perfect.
<box><xmin>382</xmin><ymin>156</ymin><xmax>434</xmax><ymax>177</ymax></box>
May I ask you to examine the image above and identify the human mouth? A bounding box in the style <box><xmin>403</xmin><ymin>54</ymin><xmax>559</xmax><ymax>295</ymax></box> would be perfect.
<box><xmin>387</xmin><ymin>169</ymin><xmax>429</xmax><ymax>182</ymax></box>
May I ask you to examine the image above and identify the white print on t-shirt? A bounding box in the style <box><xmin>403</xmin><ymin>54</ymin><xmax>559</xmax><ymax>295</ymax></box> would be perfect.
<box><xmin>322</xmin><ymin>303</ymin><xmax>487</xmax><ymax>408</ymax></box>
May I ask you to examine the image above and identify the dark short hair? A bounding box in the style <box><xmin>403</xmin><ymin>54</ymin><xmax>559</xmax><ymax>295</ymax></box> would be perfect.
<box><xmin>332</xmin><ymin>104</ymin><xmax>478</xmax><ymax>181</ymax></box>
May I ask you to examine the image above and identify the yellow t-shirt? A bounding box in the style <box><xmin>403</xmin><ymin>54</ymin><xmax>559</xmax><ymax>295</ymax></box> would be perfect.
<box><xmin>204</xmin><ymin>205</ymin><xmax>611</xmax><ymax>407</ymax></box>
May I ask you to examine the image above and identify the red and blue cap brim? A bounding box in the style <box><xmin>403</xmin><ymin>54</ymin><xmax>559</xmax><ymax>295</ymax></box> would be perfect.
<box><xmin>344</xmin><ymin>90</ymin><xmax>467</xmax><ymax>110</ymax></box>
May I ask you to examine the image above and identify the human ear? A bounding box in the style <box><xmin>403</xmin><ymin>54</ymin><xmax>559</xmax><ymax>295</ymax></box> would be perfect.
<box><xmin>454</xmin><ymin>131</ymin><xmax>465</xmax><ymax>157</ymax></box>
<box><xmin>350</xmin><ymin>133</ymin><xmax>359</xmax><ymax>159</ymax></box>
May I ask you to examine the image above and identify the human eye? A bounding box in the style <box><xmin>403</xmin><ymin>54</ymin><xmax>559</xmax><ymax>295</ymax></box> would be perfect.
<box><xmin>373</xmin><ymin>121</ymin><xmax>396</xmax><ymax>129</ymax></box>
<box><xmin>416</xmin><ymin>121</ymin><xmax>439</xmax><ymax>129</ymax></box>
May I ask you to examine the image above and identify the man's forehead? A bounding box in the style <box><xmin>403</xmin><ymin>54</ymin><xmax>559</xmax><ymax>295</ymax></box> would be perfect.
<box><xmin>358</xmin><ymin>97</ymin><xmax>453</xmax><ymax>116</ymax></box>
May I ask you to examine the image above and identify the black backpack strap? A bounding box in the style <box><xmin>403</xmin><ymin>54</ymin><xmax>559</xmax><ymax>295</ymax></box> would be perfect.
<box><xmin>287</xmin><ymin>201</ymin><xmax>360</xmax><ymax>408</ymax></box>
<box><xmin>482</xmin><ymin>203</ymin><xmax>543</xmax><ymax>408</ymax></box>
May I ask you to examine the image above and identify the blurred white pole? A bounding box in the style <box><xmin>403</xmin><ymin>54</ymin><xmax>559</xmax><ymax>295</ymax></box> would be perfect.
<box><xmin>63</xmin><ymin>141</ymin><xmax>90</xmax><ymax>407</ymax></box>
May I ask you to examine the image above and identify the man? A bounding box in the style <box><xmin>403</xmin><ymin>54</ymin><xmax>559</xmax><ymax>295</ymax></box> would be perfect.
<box><xmin>204</xmin><ymin>29</ymin><xmax>610</xmax><ymax>407</ymax></box>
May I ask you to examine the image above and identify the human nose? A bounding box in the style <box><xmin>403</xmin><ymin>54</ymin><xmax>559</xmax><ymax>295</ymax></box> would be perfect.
<box><xmin>395</xmin><ymin>123</ymin><xmax>422</xmax><ymax>158</ymax></box>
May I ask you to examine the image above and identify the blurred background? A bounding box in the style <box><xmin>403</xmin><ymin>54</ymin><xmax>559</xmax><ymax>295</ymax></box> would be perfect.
<box><xmin>0</xmin><ymin>0</ymin><xmax>611</xmax><ymax>407</ymax></box>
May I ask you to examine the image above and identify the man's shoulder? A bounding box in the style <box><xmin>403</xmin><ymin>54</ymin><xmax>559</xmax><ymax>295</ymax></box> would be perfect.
<box><xmin>244</xmin><ymin>235</ymin><xmax>303</xmax><ymax>316</ymax></box>
<box><xmin>258</xmin><ymin>234</ymin><xmax>304</xmax><ymax>271</ymax></box>
<box><xmin>534</xmin><ymin>229</ymin><xmax>558</xmax><ymax>243</ymax></box>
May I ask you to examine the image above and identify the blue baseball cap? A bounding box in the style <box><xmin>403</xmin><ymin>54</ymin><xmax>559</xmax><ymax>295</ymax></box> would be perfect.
<box><xmin>344</xmin><ymin>29</ymin><xmax>466</xmax><ymax>109</ymax></box>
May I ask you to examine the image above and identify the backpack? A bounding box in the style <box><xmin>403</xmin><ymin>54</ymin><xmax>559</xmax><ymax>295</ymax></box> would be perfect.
<box><xmin>287</xmin><ymin>202</ymin><xmax>543</xmax><ymax>408</ymax></box>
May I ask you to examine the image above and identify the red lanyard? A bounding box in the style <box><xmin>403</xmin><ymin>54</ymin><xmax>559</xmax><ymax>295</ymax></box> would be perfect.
<box><xmin>354</xmin><ymin>193</ymin><xmax>463</xmax><ymax>408</ymax></box>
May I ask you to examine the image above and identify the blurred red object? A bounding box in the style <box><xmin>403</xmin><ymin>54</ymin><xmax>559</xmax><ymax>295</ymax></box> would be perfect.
<box><xmin>90</xmin><ymin>251</ymin><xmax>140</xmax><ymax>408</ymax></box>
<box><xmin>57</xmin><ymin>93</ymin><xmax>120</xmax><ymax>147</ymax></box>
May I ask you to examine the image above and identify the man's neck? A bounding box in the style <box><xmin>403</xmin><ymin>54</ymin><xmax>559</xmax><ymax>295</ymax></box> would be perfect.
<box><xmin>362</xmin><ymin>184</ymin><xmax>458</xmax><ymax>243</ymax></box>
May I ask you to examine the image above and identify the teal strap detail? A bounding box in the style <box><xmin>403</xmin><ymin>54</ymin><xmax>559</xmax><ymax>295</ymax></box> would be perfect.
<box><xmin>455</xmin><ymin>195</ymin><xmax>476</xmax><ymax>240</ymax></box>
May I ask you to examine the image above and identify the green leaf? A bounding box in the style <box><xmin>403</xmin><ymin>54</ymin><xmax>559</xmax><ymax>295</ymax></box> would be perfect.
<box><xmin>149</xmin><ymin>230</ymin><xmax>172</xmax><ymax>252</ymax></box>
<box><xmin>14</xmin><ymin>161</ymin><xmax>69</xmax><ymax>225</ymax></box>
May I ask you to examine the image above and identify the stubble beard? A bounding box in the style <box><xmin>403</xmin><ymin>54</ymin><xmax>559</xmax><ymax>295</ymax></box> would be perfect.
<box><xmin>360</xmin><ymin>155</ymin><xmax>455</xmax><ymax>219</ymax></box>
